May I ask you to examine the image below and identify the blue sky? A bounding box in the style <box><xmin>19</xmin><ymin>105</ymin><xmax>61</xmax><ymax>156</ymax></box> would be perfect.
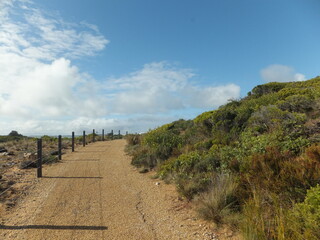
<box><xmin>0</xmin><ymin>0</ymin><xmax>319</xmax><ymax>135</ymax></box>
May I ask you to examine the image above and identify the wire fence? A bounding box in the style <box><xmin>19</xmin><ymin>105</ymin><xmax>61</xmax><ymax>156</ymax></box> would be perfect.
<box><xmin>0</xmin><ymin>129</ymin><xmax>127</xmax><ymax>199</ymax></box>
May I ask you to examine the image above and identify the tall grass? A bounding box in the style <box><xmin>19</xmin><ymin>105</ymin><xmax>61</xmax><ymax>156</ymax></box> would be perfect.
<box><xmin>197</xmin><ymin>173</ymin><xmax>239</xmax><ymax>226</ymax></box>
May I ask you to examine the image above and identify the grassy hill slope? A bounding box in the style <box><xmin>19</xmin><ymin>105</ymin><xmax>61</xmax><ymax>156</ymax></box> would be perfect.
<box><xmin>126</xmin><ymin>77</ymin><xmax>320</xmax><ymax>240</ymax></box>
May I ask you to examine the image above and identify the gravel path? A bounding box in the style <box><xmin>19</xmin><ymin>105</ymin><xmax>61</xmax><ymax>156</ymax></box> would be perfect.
<box><xmin>0</xmin><ymin>140</ymin><xmax>218</xmax><ymax>240</ymax></box>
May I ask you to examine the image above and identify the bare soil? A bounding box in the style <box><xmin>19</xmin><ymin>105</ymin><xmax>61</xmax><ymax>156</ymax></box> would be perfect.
<box><xmin>0</xmin><ymin>139</ymin><xmax>229</xmax><ymax>240</ymax></box>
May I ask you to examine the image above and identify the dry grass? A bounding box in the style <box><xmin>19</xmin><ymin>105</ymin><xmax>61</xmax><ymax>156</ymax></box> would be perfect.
<box><xmin>197</xmin><ymin>173</ymin><xmax>239</xmax><ymax>226</ymax></box>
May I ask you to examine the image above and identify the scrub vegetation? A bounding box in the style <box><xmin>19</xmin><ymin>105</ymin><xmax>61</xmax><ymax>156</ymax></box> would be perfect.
<box><xmin>126</xmin><ymin>77</ymin><xmax>320</xmax><ymax>239</ymax></box>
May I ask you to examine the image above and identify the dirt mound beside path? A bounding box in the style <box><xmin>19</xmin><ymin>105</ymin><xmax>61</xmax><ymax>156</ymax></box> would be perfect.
<box><xmin>0</xmin><ymin>140</ymin><xmax>219</xmax><ymax>240</ymax></box>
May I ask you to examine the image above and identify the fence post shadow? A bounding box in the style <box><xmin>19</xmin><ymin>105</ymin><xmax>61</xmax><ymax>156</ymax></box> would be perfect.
<box><xmin>0</xmin><ymin>225</ymin><xmax>108</xmax><ymax>230</ymax></box>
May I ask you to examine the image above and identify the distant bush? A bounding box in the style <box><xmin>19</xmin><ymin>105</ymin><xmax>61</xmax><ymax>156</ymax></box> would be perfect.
<box><xmin>126</xmin><ymin>134</ymin><xmax>142</xmax><ymax>146</ymax></box>
<box><xmin>0</xmin><ymin>131</ymin><xmax>25</xmax><ymax>143</ymax></box>
<box><xmin>249</xmin><ymin>82</ymin><xmax>287</xmax><ymax>97</ymax></box>
<box><xmin>8</xmin><ymin>130</ymin><xmax>23</xmax><ymax>137</ymax></box>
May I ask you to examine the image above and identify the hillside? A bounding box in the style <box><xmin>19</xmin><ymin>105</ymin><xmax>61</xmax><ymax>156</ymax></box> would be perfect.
<box><xmin>126</xmin><ymin>77</ymin><xmax>320</xmax><ymax>240</ymax></box>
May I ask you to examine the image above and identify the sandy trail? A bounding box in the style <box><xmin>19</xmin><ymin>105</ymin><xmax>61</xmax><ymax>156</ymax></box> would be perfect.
<box><xmin>0</xmin><ymin>140</ymin><xmax>217</xmax><ymax>240</ymax></box>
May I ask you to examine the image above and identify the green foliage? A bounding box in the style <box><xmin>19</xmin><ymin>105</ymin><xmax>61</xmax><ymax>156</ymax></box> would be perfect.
<box><xmin>194</xmin><ymin>110</ymin><xmax>216</xmax><ymax>125</ymax></box>
<box><xmin>159</xmin><ymin>151</ymin><xmax>202</xmax><ymax>178</ymax></box>
<box><xmin>248</xmin><ymin>105</ymin><xmax>290</xmax><ymax>133</ymax></box>
<box><xmin>175</xmin><ymin>173</ymin><xmax>211</xmax><ymax>200</ymax></box>
<box><xmin>143</xmin><ymin>125</ymin><xmax>183</xmax><ymax>160</ymax></box>
<box><xmin>249</xmin><ymin>82</ymin><xmax>287</xmax><ymax>97</ymax></box>
<box><xmin>277</xmin><ymin>94</ymin><xmax>314</xmax><ymax>113</ymax></box>
<box><xmin>289</xmin><ymin>184</ymin><xmax>320</xmax><ymax>240</ymax></box>
<box><xmin>126</xmin><ymin>76</ymin><xmax>320</xmax><ymax>237</ymax></box>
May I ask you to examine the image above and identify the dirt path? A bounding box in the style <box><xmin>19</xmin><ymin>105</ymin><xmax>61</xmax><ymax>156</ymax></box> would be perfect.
<box><xmin>0</xmin><ymin>140</ymin><xmax>218</xmax><ymax>240</ymax></box>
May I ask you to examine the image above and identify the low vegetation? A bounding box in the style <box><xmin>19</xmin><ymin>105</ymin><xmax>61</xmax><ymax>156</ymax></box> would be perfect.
<box><xmin>126</xmin><ymin>77</ymin><xmax>320</xmax><ymax>239</ymax></box>
<box><xmin>0</xmin><ymin>132</ymin><xmax>84</xmax><ymax>205</ymax></box>
<box><xmin>1</xmin><ymin>130</ymin><xmax>117</xmax><ymax>209</ymax></box>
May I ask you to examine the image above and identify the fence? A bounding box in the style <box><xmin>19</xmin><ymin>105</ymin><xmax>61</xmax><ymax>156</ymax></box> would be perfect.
<box><xmin>0</xmin><ymin>129</ymin><xmax>127</xmax><ymax>199</ymax></box>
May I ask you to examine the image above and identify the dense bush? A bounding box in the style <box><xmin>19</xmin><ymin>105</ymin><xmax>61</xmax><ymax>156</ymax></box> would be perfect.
<box><xmin>126</xmin><ymin>77</ymin><xmax>320</xmax><ymax>239</ymax></box>
<box><xmin>289</xmin><ymin>184</ymin><xmax>320</xmax><ymax>240</ymax></box>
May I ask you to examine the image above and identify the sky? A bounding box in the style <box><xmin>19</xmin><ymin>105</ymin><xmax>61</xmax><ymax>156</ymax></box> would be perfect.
<box><xmin>0</xmin><ymin>0</ymin><xmax>319</xmax><ymax>135</ymax></box>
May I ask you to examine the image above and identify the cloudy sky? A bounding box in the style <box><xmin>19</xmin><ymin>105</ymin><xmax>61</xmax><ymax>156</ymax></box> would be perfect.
<box><xmin>0</xmin><ymin>0</ymin><xmax>319</xmax><ymax>135</ymax></box>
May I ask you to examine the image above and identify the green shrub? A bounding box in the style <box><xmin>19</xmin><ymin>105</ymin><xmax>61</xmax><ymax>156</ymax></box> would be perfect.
<box><xmin>249</xmin><ymin>82</ymin><xmax>287</xmax><ymax>97</ymax></box>
<box><xmin>277</xmin><ymin>94</ymin><xmax>314</xmax><ymax>113</ymax></box>
<box><xmin>159</xmin><ymin>151</ymin><xmax>202</xmax><ymax>178</ymax></box>
<box><xmin>288</xmin><ymin>184</ymin><xmax>320</xmax><ymax>240</ymax></box>
<box><xmin>131</xmin><ymin>146</ymin><xmax>157</xmax><ymax>168</ymax></box>
<box><xmin>143</xmin><ymin>127</ymin><xmax>182</xmax><ymax>161</ymax></box>
<box><xmin>194</xmin><ymin>152</ymin><xmax>220</xmax><ymax>172</ymax></box>
<box><xmin>248</xmin><ymin>105</ymin><xmax>289</xmax><ymax>133</ymax></box>
<box><xmin>176</xmin><ymin>173</ymin><xmax>211</xmax><ymax>200</ymax></box>
<box><xmin>194</xmin><ymin>139</ymin><xmax>213</xmax><ymax>152</ymax></box>
<box><xmin>280</xmin><ymin>136</ymin><xmax>310</xmax><ymax>154</ymax></box>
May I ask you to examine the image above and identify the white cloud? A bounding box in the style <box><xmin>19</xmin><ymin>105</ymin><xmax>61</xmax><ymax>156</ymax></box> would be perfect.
<box><xmin>0</xmin><ymin>116</ymin><xmax>178</xmax><ymax>136</ymax></box>
<box><xmin>0</xmin><ymin>58</ymin><xmax>240</xmax><ymax>134</ymax></box>
<box><xmin>0</xmin><ymin>0</ymin><xmax>109</xmax><ymax>60</ymax></box>
<box><xmin>0</xmin><ymin>1</ymin><xmax>109</xmax><ymax>116</ymax></box>
<box><xmin>0</xmin><ymin>1</ymin><xmax>241</xmax><ymax>135</ymax></box>
<box><xmin>104</xmin><ymin>62</ymin><xmax>240</xmax><ymax>114</ymax></box>
<box><xmin>0</xmin><ymin>57</ymin><xmax>108</xmax><ymax>118</ymax></box>
<box><xmin>260</xmin><ymin>64</ymin><xmax>306</xmax><ymax>82</ymax></box>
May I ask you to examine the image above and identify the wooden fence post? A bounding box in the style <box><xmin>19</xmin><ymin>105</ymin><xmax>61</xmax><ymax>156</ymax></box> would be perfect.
<box><xmin>111</xmin><ymin>130</ymin><xmax>114</xmax><ymax>140</ymax></box>
<box><xmin>118</xmin><ymin>130</ymin><xmax>120</xmax><ymax>138</ymax></box>
<box><xmin>83</xmin><ymin>131</ymin><xmax>85</xmax><ymax>147</ymax></box>
<box><xmin>58</xmin><ymin>135</ymin><xmax>62</xmax><ymax>160</ymax></box>
<box><xmin>102</xmin><ymin>129</ymin><xmax>104</xmax><ymax>141</ymax></box>
<box><xmin>72</xmin><ymin>131</ymin><xmax>75</xmax><ymax>152</ymax></box>
<box><xmin>37</xmin><ymin>138</ymin><xmax>42</xmax><ymax>178</ymax></box>
<box><xmin>93</xmin><ymin>129</ymin><xmax>95</xmax><ymax>142</ymax></box>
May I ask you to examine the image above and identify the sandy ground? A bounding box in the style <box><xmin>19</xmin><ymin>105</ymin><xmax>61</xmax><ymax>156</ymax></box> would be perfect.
<box><xmin>0</xmin><ymin>139</ymin><xmax>222</xmax><ymax>240</ymax></box>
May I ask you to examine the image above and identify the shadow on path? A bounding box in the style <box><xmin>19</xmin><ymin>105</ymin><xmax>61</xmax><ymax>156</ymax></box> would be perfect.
<box><xmin>0</xmin><ymin>225</ymin><xmax>108</xmax><ymax>230</ymax></box>
<box><xmin>76</xmin><ymin>151</ymin><xmax>106</xmax><ymax>153</ymax></box>
<box><xmin>42</xmin><ymin>176</ymin><xmax>103</xmax><ymax>179</ymax></box>
<box><xmin>63</xmin><ymin>159</ymin><xmax>100</xmax><ymax>162</ymax></box>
